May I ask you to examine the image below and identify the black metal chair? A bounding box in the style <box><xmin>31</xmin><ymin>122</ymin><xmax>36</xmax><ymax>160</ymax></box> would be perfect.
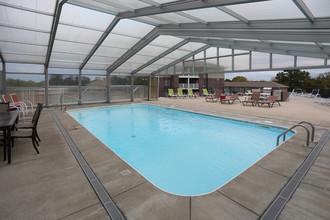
<box><xmin>0</xmin><ymin>102</ymin><xmax>9</xmax><ymax>160</ymax></box>
<box><xmin>11</xmin><ymin>103</ymin><xmax>43</xmax><ymax>154</ymax></box>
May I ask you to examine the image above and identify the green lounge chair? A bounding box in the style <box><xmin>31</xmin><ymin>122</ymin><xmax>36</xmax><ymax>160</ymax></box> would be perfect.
<box><xmin>177</xmin><ymin>88</ymin><xmax>187</xmax><ymax>98</ymax></box>
<box><xmin>168</xmin><ymin>89</ymin><xmax>177</xmax><ymax>98</ymax></box>
<box><xmin>187</xmin><ymin>89</ymin><xmax>197</xmax><ymax>98</ymax></box>
<box><xmin>202</xmin><ymin>88</ymin><xmax>213</xmax><ymax>97</ymax></box>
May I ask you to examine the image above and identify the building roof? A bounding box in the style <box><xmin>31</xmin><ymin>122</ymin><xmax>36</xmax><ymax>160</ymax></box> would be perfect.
<box><xmin>0</xmin><ymin>0</ymin><xmax>329</xmax><ymax>76</ymax></box>
<box><xmin>224</xmin><ymin>81</ymin><xmax>289</xmax><ymax>88</ymax></box>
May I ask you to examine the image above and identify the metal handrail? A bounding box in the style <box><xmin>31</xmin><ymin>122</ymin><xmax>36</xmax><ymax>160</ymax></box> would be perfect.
<box><xmin>60</xmin><ymin>95</ymin><xmax>84</xmax><ymax>110</ymax></box>
<box><xmin>298</xmin><ymin>121</ymin><xmax>315</xmax><ymax>142</ymax></box>
<box><xmin>277</xmin><ymin>124</ymin><xmax>310</xmax><ymax>147</ymax></box>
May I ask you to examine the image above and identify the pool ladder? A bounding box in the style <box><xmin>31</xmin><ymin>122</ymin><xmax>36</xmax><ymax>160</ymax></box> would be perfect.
<box><xmin>277</xmin><ymin>121</ymin><xmax>314</xmax><ymax>148</ymax></box>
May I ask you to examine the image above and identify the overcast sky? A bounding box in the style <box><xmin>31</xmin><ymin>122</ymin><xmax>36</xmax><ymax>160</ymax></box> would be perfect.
<box><xmin>225</xmin><ymin>68</ymin><xmax>330</xmax><ymax>81</ymax></box>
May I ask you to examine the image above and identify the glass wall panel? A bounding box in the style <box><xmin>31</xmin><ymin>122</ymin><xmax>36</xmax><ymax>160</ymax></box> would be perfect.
<box><xmin>272</xmin><ymin>54</ymin><xmax>294</xmax><ymax>69</ymax></box>
<box><xmin>206</xmin><ymin>48</ymin><xmax>217</xmax><ymax>58</ymax></box>
<box><xmin>234</xmin><ymin>49</ymin><xmax>249</xmax><ymax>54</ymax></box>
<box><xmin>49</xmin><ymin>74</ymin><xmax>79</xmax><ymax>86</ymax></box>
<box><xmin>219</xmin><ymin>48</ymin><xmax>232</xmax><ymax>56</ymax></box>
<box><xmin>176</xmin><ymin>62</ymin><xmax>183</xmax><ymax>74</ymax></box>
<box><xmin>110</xmin><ymin>74</ymin><xmax>131</xmax><ymax>101</ymax></box>
<box><xmin>6</xmin><ymin>74</ymin><xmax>45</xmax><ymax>87</ymax></box>
<box><xmin>194</xmin><ymin>60</ymin><xmax>205</xmax><ymax>73</ymax></box>
<box><xmin>6</xmin><ymin>87</ymin><xmax>45</xmax><ymax>105</ymax></box>
<box><xmin>48</xmin><ymin>68</ymin><xmax>79</xmax><ymax>74</ymax></box>
<box><xmin>219</xmin><ymin>57</ymin><xmax>232</xmax><ymax>71</ymax></box>
<box><xmin>82</xmin><ymin>70</ymin><xmax>106</xmax><ymax>75</ymax></box>
<box><xmin>183</xmin><ymin>61</ymin><xmax>194</xmax><ymax>73</ymax></box>
<box><xmin>297</xmin><ymin>57</ymin><xmax>324</xmax><ymax>67</ymax></box>
<box><xmin>194</xmin><ymin>51</ymin><xmax>204</xmax><ymax>59</ymax></box>
<box><xmin>234</xmin><ymin>54</ymin><xmax>249</xmax><ymax>70</ymax></box>
<box><xmin>206</xmin><ymin>58</ymin><xmax>218</xmax><ymax>72</ymax></box>
<box><xmin>48</xmin><ymin>87</ymin><xmax>78</xmax><ymax>106</ymax></box>
<box><xmin>252</xmin><ymin>52</ymin><xmax>270</xmax><ymax>69</ymax></box>
<box><xmin>133</xmin><ymin>76</ymin><xmax>148</xmax><ymax>101</ymax></box>
<box><xmin>82</xmin><ymin>86</ymin><xmax>107</xmax><ymax>103</ymax></box>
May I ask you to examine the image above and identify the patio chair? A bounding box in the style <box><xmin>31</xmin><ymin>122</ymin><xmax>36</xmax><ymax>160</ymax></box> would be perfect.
<box><xmin>220</xmin><ymin>94</ymin><xmax>241</xmax><ymax>104</ymax></box>
<box><xmin>307</xmin><ymin>89</ymin><xmax>320</xmax><ymax>98</ymax></box>
<box><xmin>10</xmin><ymin>93</ymin><xmax>33</xmax><ymax>113</ymax></box>
<box><xmin>205</xmin><ymin>90</ymin><xmax>222</xmax><ymax>102</ymax></box>
<box><xmin>11</xmin><ymin>103</ymin><xmax>43</xmax><ymax>154</ymax></box>
<box><xmin>257</xmin><ymin>96</ymin><xmax>281</xmax><ymax>108</ymax></box>
<box><xmin>242</xmin><ymin>92</ymin><xmax>260</xmax><ymax>106</ymax></box>
<box><xmin>2</xmin><ymin>95</ymin><xmax>25</xmax><ymax>116</ymax></box>
<box><xmin>168</xmin><ymin>89</ymin><xmax>177</xmax><ymax>98</ymax></box>
<box><xmin>202</xmin><ymin>88</ymin><xmax>213</xmax><ymax>97</ymax></box>
<box><xmin>177</xmin><ymin>88</ymin><xmax>187</xmax><ymax>98</ymax></box>
<box><xmin>187</xmin><ymin>89</ymin><xmax>197</xmax><ymax>98</ymax></box>
<box><xmin>16</xmin><ymin>103</ymin><xmax>43</xmax><ymax>143</ymax></box>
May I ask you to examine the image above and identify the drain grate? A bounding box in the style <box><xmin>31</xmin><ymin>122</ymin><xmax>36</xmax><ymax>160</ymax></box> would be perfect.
<box><xmin>260</xmin><ymin>130</ymin><xmax>330</xmax><ymax>220</ymax></box>
<box><xmin>50</xmin><ymin>111</ymin><xmax>125</xmax><ymax>220</ymax></box>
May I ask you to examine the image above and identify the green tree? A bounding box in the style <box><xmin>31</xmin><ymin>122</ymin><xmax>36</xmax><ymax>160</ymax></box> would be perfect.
<box><xmin>232</xmin><ymin>76</ymin><xmax>248</xmax><ymax>82</ymax></box>
<box><xmin>134</xmin><ymin>76</ymin><xmax>148</xmax><ymax>85</ymax></box>
<box><xmin>275</xmin><ymin>69</ymin><xmax>311</xmax><ymax>91</ymax></box>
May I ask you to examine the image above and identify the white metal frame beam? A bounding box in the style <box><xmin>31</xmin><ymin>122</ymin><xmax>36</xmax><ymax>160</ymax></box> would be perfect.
<box><xmin>79</xmin><ymin>17</ymin><xmax>121</xmax><ymax>69</ymax></box>
<box><xmin>292</xmin><ymin>0</ymin><xmax>315</xmax><ymax>23</ymax></box>
<box><xmin>151</xmin><ymin>44</ymin><xmax>211</xmax><ymax>76</ymax></box>
<box><xmin>107</xmin><ymin>28</ymin><xmax>159</xmax><ymax>74</ymax></box>
<box><xmin>45</xmin><ymin>0</ymin><xmax>68</xmax><ymax>69</ymax></box>
<box><xmin>131</xmin><ymin>39</ymin><xmax>189</xmax><ymax>75</ymax></box>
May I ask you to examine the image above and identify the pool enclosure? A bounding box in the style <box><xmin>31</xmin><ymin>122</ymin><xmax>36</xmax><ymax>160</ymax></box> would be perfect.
<box><xmin>0</xmin><ymin>0</ymin><xmax>329</xmax><ymax>106</ymax></box>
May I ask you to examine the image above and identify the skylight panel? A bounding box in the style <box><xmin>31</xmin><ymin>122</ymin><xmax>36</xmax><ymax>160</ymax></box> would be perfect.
<box><xmin>55</xmin><ymin>24</ymin><xmax>103</xmax><ymax>44</ymax></box>
<box><xmin>135</xmin><ymin>45</ymin><xmax>168</xmax><ymax>56</ymax></box>
<box><xmin>0</xmin><ymin>0</ymin><xmax>56</xmax><ymax>14</ymax></box>
<box><xmin>0</xmin><ymin>26</ymin><xmax>50</xmax><ymax>45</ymax></box>
<box><xmin>102</xmin><ymin>34</ymin><xmax>140</xmax><ymax>49</ymax></box>
<box><xmin>227</xmin><ymin>0</ymin><xmax>305</xmax><ymax>20</ymax></box>
<box><xmin>152</xmin><ymin>13</ymin><xmax>199</xmax><ymax>23</ymax></box>
<box><xmin>0</xmin><ymin>42</ymin><xmax>47</xmax><ymax>55</ymax></box>
<box><xmin>179</xmin><ymin>42</ymin><xmax>206</xmax><ymax>52</ymax></box>
<box><xmin>111</xmin><ymin>19</ymin><xmax>155</xmax><ymax>38</ymax></box>
<box><xmin>183</xmin><ymin>8</ymin><xmax>238</xmax><ymax>22</ymax></box>
<box><xmin>60</xmin><ymin>4</ymin><xmax>115</xmax><ymax>30</ymax></box>
<box><xmin>0</xmin><ymin>6</ymin><xmax>53</xmax><ymax>31</ymax></box>
<box><xmin>304</xmin><ymin>0</ymin><xmax>330</xmax><ymax>18</ymax></box>
<box><xmin>93</xmin><ymin>46</ymin><xmax>128</xmax><ymax>58</ymax></box>
<box><xmin>149</xmin><ymin>36</ymin><xmax>183</xmax><ymax>48</ymax></box>
<box><xmin>52</xmin><ymin>40</ymin><xmax>93</xmax><ymax>54</ymax></box>
<box><xmin>115</xmin><ymin>0</ymin><xmax>149</xmax><ymax>9</ymax></box>
<box><xmin>4</xmin><ymin>53</ymin><xmax>45</xmax><ymax>64</ymax></box>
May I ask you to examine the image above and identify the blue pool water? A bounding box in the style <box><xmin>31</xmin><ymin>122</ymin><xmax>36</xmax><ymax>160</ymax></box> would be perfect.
<box><xmin>68</xmin><ymin>104</ymin><xmax>294</xmax><ymax>196</ymax></box>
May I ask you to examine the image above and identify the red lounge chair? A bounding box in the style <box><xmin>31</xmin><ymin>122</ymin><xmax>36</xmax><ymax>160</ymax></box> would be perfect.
<box><xmin>242</xmin><ymin>92</ymin><xmax>260</xmax><ymax>106</ymax></box>
<box><xmin>220</xmin><ymin>94</ymin><xmax>241</xmax><ymax>104</ymax></box>
<box><xmin>257</xmin><ymin>96</ymin><xmax>281</xmax><ymax>108</ymax></box>
<box><xmin>10</xmin><ymin>93</ymin><xmax>33</xmax><ymax>113</ymax></box>
<box><xmin>205</xmin><ymin>90</ymin><xmax>222</xmax><ymax>102</ymax></box>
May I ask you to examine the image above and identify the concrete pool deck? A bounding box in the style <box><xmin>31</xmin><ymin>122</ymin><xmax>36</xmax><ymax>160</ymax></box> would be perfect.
<box><xmin>0</xmin><ymin>95</ymin><xmax>329</xmax><ymax>219</ymax></box>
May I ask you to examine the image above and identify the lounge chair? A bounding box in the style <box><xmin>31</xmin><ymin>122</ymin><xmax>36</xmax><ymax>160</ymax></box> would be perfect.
<box><xmin>168</xmin><ymin>89</ymin><xmax>177</xmax><ymax>98</ymax></box>
<box><xmin>187</xmin><ymin>89</ymin><xmax>197</xmax><ymax>98</ymax></box>
<box><xmin>257</xmin><ymin>96</ymin><xmax>281</xmax><ymax>108</ymax></box>
<box><xmin>307</xmin><ymin>89</ymin><xmax>320</xmax><ymax>98</ymax></box>
<box><xmin>10</xmin><ymin>93</ymin><xmax>33</xmax><ymax>113</ymax></box>
<box><xmin>202</xmin><ymin>88</ymin><xmax>213</xmax><ymax>97</ymax></box>
<box><xmin>2</xmin><ymin>95</ymin><xmax>25</xmax><ymax>116</ymax></box>
<box><xmin>242</xmin><ymin>92</ymin><xmax>260</xmax><ymax>106</ymax></box>
<box><xmin>177</xmin><ymin>88</ymin><xmax>187</xmax><ymax>98</ymax></box>
<box><xmin>206</xmin><ymin>90</ymin><xmax>222</xmax><ymax>102</ymax></box>
<box><xmin>220</xmin><ymin>94</ymin><xmax>241</xmax><ymax>104</ymax></box>
<box><xmin>11</xmin><ymin>103</ymin><xmax>43</xmax><ymax>154</ymax></box>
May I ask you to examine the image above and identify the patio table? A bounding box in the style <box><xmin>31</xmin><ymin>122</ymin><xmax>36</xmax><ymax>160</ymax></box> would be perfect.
<box><xmin>0</xmin><ymin>111</ymin><xmax>19</xmax><ymax>164</ymax></box>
